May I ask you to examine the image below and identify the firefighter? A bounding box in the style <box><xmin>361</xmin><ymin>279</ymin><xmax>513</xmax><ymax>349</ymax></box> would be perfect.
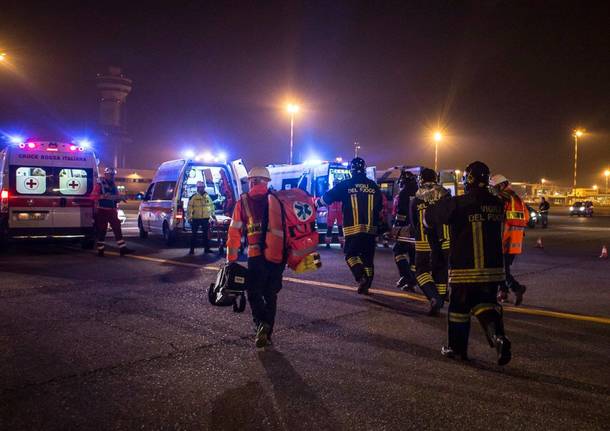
<box><xmin>392</xmin><ymin>171</ymin><xmax>418</xmax><ymax>291</ymax></box>
<box><xmin>187</xmin><ymin>181</ymin><xmax>216</xmax><ymax>255</ymax></box>
<box><xmin>94</xmin><ymin>168</ymin><xmax>134</xmax><ymax>257</ymax></box>
<box><xmin>226</xmin><ymin>167</ymin><xmax>285</xmax><ymax>348</ymax></box>
<box><xmin>319</xmin><ymin>157</ymin><xmax>382</xmax><ymax>295</ymax></box>
<box><xmin>410</xmin><ymin>168</ymin><xmax>449</xmax><ymax>315</ymax></box>
<box><xmin>426</xmin><ymin>161</ymin><xmax>511</xmax><ymax>365</ymax></box>
<box><xmin>325</xmin><ymin>201</ymin><xmax>344</xmax><ymax>248</ymax></box>
<box><xmin>490</xmin><ymin>174</ymin><xmax>528</xmax><ymax>305</ymax></box>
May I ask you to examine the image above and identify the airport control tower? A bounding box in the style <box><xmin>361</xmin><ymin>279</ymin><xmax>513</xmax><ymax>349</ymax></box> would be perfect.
<box><xmin>96</xmin><ymin>66</ymin><xmax>133</xmax><ymax>168</ymax></box>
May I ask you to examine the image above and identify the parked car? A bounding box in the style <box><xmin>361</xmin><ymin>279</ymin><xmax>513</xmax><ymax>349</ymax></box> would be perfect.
<box><xmin>569</xmin><ymin>201</ymin><xmax>593</xmax><ymax>217</ymax></box>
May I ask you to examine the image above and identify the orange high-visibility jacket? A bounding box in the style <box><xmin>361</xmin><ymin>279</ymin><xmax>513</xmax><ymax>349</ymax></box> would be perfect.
<box><xmin>500</xmin><ymin>188</ymin><xmax>529</xmax><ymax>255</ymax></box>
<box><xmin>226</xmin><ymin>192</ymin><xmax>285</xmax><ymax>263</ymax></box>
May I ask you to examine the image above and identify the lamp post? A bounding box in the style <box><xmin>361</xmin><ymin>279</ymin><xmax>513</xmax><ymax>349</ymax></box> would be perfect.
<box><xmin>286</xmin><ymin>103</ymin><xmax>300</xmax><ymax>165</ymax></box>
<box><xmin>354</xmin><ymin>141</ymin><xmax>361</xmax><ymax>158</ymax></box>
<box><xmin>573</xmin><ymin>129</ymin><xmax>584</xmax><ymax>190</ymax></box>
<box><xmin>604</xmin><ymin>169</ymin><xmax>610</xmax><ymax>194</ymax></box>
<box><xmin>433</xmin><ymin>131</ymin><xmax>442</xmax><ymax>172</ymax></box>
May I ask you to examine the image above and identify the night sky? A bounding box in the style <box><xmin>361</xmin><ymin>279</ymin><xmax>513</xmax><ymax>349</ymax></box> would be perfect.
<box><xmin>1</xmin><ymin>1</ymin><xmax>609</xmax><ymax>186</ymax></box>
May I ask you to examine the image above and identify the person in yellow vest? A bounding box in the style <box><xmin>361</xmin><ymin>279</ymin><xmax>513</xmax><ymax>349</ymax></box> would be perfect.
<box><xmin>490</xmin><ymin>174</ymin><xmax>529</xmax><ymax>306</ymax></box>
<box><xmin>187</xmin><ymin>181</ymin><xmax>216</xmax><ymax>255</ymax></box>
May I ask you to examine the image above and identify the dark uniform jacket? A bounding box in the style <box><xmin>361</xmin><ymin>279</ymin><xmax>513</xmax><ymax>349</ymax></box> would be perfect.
<box><xmin>97</xmin><ymin>179</ymin><xmax>119</xmax><ymax>209</ymax></box>
<box><xmin>426</xmin><ymin>187</ymin><xmax>505</xmax><ymax>284</ymax></box>
<box><xmin>321</xmin><ymin>172</ymin><xmax>382</xmax><ymax>237</ymax></box>
<box><xmin>410</xmin><ymin>183</ymin><xmax>450</xmax><ymax>252</ymax></box>
<box><xmin>393</xmin><ymin>187</ymin><xmax>415</xmax><ymax>242</ymax></box>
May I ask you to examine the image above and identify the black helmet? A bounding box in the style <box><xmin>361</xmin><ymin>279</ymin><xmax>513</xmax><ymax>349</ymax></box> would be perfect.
<box><xmin>463</xmin><ymin>161</ymin><xmax>490</xmax><ymax>190</ymax></box>
<box><xmin>350</xmin><ymin>157</ymin><xmax>366</xmax><ymax>174</ymax></box>
<box><xmin>418</xmin><ymin>167</ymin><xmax>437</xmax><ymax>186</ymax></box>
<box><xmin>398</xmin><ymin>171</ymin><xmax>414</xmax><ymax>188</ymax></box>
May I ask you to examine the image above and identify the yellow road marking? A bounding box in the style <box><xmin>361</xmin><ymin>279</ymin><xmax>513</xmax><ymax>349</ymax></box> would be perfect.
<box><xmin>112</xmin><ymin>252</ymin><xmax>610</xmax><ymax>326</ymax></box>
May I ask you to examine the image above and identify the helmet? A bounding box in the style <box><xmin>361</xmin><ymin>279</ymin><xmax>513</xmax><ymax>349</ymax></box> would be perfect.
<box><xmin>247</xmin><ymin>167</ymin><xmax>271</xmax><ymax>181</ymax></box>
<box><xmin>350</xmin><ymin>157</ymin><xmax>366</xmax><ymax>174</ymax></box>
<box><xmin>103</xmin><ymin>167</ymin><xmax>117</xmax><ymax>175</ymax></box>
<box><xmin>418</xmin><ymin>167</ymin><xmax>437</xmax><ymax>186</ymax></box>
<box><xmin>463</xmin><ymin>161</ymin><xmax>490</xmax><ymax>189</ymax></box>
<box><xmin>398</xmin><ymin>171</ymin><xmax>414</xmax><ymax>188</ymax></box>
<box><xmin>489</xmin><ymin>174</ymin><xmax>509</xmax><ymax>187</ymax></box>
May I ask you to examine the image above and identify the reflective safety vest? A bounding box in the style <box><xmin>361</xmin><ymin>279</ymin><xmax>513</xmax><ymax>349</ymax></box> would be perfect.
<box><xmin>500</xmin><ymin>189</ymin><xmax>529</xmax><ymax>254</ymax></box>
<box><xmin>226</xmin><ymin>192</ymin><xmax>267</xmax><ymax>261</ymax></box>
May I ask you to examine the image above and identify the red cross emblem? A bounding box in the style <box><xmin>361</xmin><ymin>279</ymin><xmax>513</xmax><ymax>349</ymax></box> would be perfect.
<box><xmin>68</xmin><ymin>180</ymin><xmax>80</xmax><ymax>189</ymax></box>
<box><xmin>25</xmin><ymin>177</ymin><xmax>39</xmax><ymax>189</ymax></box>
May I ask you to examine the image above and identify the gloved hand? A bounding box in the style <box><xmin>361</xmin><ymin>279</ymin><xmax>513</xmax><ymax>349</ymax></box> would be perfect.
<box><xmin>294</xmin><ymin>252</ymin><xmax>322</xmax><ymax>273</ymax></box>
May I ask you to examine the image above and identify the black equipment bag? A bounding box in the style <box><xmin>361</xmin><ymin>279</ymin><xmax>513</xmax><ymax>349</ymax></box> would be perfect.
<box><xmin>207</xmin><ymin>261</ymin><xmax>248</xmax><ymax>313</ymax></box>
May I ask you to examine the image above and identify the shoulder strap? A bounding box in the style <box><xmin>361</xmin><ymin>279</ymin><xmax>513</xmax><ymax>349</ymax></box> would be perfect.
<box><xmin>266</xmin><ymin>191</ymin><xmax>288</xmax><ymax>264</ymax></box>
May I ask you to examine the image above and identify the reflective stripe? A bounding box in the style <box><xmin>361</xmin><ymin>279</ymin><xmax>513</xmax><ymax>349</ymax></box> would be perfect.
<box><xmin>396</xmin><ymin>214</ymin><xmax>407</xmax><ymax>222</ymax></box>
<box><xmin>416</xmin><ymin>272</ymin><xmax>434</xmax><ymax>285</ymax></box>
<box><xmin>270</xmin><ymin>228</ymin><xmax>284</xmax><ymax>238</ymax></box>
<box><xmin>472</xmin><ymin>303</ymin><xmax>498</xmax><ymax>316</ymax></box>
<box><xmin>364</xmin><ymin>267</ymin><xmax>374</xmax><ymax>276</ymax></box>
<box><xmin>471</xmin><ymin>221</ymin><xmax>484</xmax><ymax>269</ymax></box>
<box><xmin>449</xmin><ymin>268</ymin><xmax>504</xmax><ymax>276</ymax></box>
<box><xmin>394</xmin><ymin>254</ymin><xmax>408</xmax><ymax>262</ymax></box>
<box><xmin>419</xmin><ymin>209</ymin><xmax>425</xmax><ymax>240</ymax></box>
<box><xmin>449</xmin><ymin>312</ymin><xmax>471</xmax><ymax>323</ymax></box>
<box><xmin>343</xmin><ymin>224</ymin><xmax>377</xmax><ymax>236</ymax></box>
<box><xmin>227</xmin><ymin>247</ymin><xmax>240</xmax><ymax>256</ymax></box>
<box><xmin>437</xmin><ymin>283</ymin><xmax>447</xmax><ymax>295</ymax></box>
<box><xmin>415</xmin><ymin>240</ymin><xmax>431</xmax><ymax>251</ymax></box>
<box><xmin>351</xmin><ymin>195</ymin><xmax>359</xmax><ymax>226</ymax></box>
<box><xmin>367</xmin><ymin>194</ymin><xmax>373</xmax><ymax>227</ymax></box>
<box><xmin>347</xmin><ymin>256</ymin><xmax>363</xmax><ymax>267</ymax></box>
<box><xmin>506</xmin><ymin>210</ymin><xmax>524</xmax><ymax>220</ymax></box>
<box><xmin>449</xmin><ymin>274</ymin><xmax>505</xmax><ymax>283</ymax></box>
<box><xmin>230</xmin><ymin>220</ymin><xmax>243</xmax><ymax>229</ymax></box>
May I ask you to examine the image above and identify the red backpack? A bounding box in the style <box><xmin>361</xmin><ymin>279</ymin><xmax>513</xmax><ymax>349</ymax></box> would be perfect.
<box><xmin>265</xmin><ymin>189</ymin><xmax>321</xmax><ymax>271</ymax></box>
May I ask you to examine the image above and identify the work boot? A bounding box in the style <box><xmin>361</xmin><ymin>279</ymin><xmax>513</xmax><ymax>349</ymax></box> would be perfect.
<box><xmin>396</xmin><ymin>276</ymin><xmax>410</xmax><ymax>290</ymax></box>
<box><xmin>188</xmin><ymin>249</ymin><xmax>195</xmax><ymax>255</ymax></box>
<box><xmin>119</xmin><ymin>247</ymin><xmax>135</xmax><ymax>256</ymax></box>
<box><xmin>428</xmin><ymin>298</ymin><xmax>442</xmax><ymax>317</ymax></box>
<box><xmin>441</xmin><ymin>346</ymin><xmax>469</xmax><ymax>361</ymax></box>
<box><xmin>512</xmin><ymin>284</ymin><xmax>527</xmax><ymax>306</ymax></box>
<box><xmin>357</xmin><ymin>276</ymin><xmax>370</xmax><ymax>295</ymax></box>
<box><xmin>493</xmin><ymin>335</ymin><xmax>512</xmax><ymax>366</ymax></box>
<box><xmin>255</xmin><ymin>323</ymin><xmax>271</xmax><ymax>348</ymax></box>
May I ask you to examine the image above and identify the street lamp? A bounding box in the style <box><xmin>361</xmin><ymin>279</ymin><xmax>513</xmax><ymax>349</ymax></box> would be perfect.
<box><xmin>541</xmin><ymin>178</ymin><xmax>546</xmax><ymax>184</ymax></box>
<box><xmin>286</xmin><ymin>103</ymin><xmax>300</xmax><ymax>165</ymax></box>
<box><xmin>604</xmin><ymin>169</ymin><xmax>610</xmax><ymax>194</ymax></box>
<box><xmin>433</xmin><ymin>131</ymin><xmax>442</xmax><ymax>172</ymax></box>
<box><xmin>0</xmin><ymin>53</ymin><xmax>6</xmax><ymax>62</ymax></box>
<box><xmin>573</xmin><ymin>129</ymin><xmax>585</xmax><ymax>189</ymax></box>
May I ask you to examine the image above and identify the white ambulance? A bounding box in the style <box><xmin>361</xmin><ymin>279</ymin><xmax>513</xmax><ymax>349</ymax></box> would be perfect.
<box><xmin>0</xmin><ymin>139</ymin><xmax>99</xmax><ymax>248</ymax></box>
<box><xmin>137</xmin><ymin>157</ymin><xmax>248</xmax><ymax>246</ymax></box>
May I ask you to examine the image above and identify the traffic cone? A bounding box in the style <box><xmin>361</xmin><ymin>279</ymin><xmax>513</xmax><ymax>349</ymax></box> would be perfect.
<box><xmin>600</xmin><ymin>245</ymin><xmax>608</xmax><ymax>259</ymax></box>
<box><xmin>535</xmin><ymin>237</ymin><xmax>544</xmax><ymax>248</ymax></box>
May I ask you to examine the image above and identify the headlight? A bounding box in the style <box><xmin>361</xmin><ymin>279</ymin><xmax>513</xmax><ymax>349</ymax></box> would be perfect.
<box><xmin>580</xmin><ymin>206</ymin><xmax>585</xmax><ymax>211</ymax></box>
<box><xmin>530</xmin><ymin>212</ymin><xmax>536</xmax><ymax>217</ymax></box>
<box><xmin>569</xmin><ymin>206</ymin><xmax>574</xmax><ymax>211</ymax></box>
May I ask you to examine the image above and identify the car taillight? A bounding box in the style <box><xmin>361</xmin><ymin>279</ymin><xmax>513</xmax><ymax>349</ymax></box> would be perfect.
<box><xmin>176</xmin><ymin>206</ymin><xmax>184</xmax><ymax>220</ymax></box>
<box><xmin>1</xmin><ymin>190</ymin><xmax>8</xmax><ymax>211</ymax></box>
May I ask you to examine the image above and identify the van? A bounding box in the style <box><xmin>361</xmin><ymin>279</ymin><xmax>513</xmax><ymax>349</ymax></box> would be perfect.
<box><xmin>0</xmin><ymin>140</ymin><xmax>98</xmax><ymax>248</ymax></box>
<box><xmin>138</xmin><ymin>158</ymin><xmax>248</xmax><ymax>245</ymax></box>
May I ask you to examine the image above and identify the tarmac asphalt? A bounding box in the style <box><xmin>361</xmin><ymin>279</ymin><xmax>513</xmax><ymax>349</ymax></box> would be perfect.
<box><xmin>1</xmin><ymin>211</ymin><xmax>609</xmax><ymax>430</ymax></box>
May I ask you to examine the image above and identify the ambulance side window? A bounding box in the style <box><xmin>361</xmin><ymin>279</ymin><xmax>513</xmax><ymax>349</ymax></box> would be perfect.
<box><xmin>143</xmin><ymin>183</ymin><xmax>155</xmax><ymax>201</ymax></box>
<box><xmin>15</xmin><ymin>167</ymin><xmax>48</xmax><ymax>195</ymax></box>
<box><xmin>152</xmin><ymin>181</ymin><xmax>176</xmax><ymax>200</ymax></box>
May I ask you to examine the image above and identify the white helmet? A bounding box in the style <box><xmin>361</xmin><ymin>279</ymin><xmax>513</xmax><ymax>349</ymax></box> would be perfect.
<box><xmin>104</xmin><ymin>167</ymin><xmax>117</xmax><ymax>175</ymax></box>
<box><xmin>247</xmin><ymin>167</ymin><xmax>271</xmax><ymax>181</ymax></box>
<box><xmin>490</xmin><ymin>174</ymin><xmax>509</xmax><ymax>186</ymax></box>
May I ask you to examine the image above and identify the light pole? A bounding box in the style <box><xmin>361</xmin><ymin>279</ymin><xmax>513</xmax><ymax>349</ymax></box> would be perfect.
<box><xmin>354</xmin><ymin>141</ymin><xmax>361</xmax><ymax>158</ymax></box>
<box><xmin>573</xmin><ymin>129</ymin><xmax>584</xmax><ymax>190</ymax></box>
<box><xmin>433</xmin><ymin>131</ymin><xmax>442</xmax><ymax>172</ymax></box>
<box><xmin>604</xmin><ymin>169</ymin><xmax>610</xmax><ymax>194</ymax></box>
<box><xmin>286</xmin><ymin>103</ymin><xmax>299</xmax><ymax>165</ymax></box>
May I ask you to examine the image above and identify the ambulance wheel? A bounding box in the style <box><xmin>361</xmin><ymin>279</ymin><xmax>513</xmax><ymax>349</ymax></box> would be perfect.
<box><xmin>138</xmin><ymin>218</ymin><xmax>148</xmax><ymax>239</ymax></box>
<box><xmin>207</xmin><ymin>283</ymin><xmax>216</xmax><ymax>305</ymax></box>
<box><xmin>162</xmin><ymin>222</ymin><xmax>175</xmax><ymax>246</ymax></box>
<box><xmin>233</xmin><ymin>294</ymin><xmax>246</xmax><ymax>313</ymax></box>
